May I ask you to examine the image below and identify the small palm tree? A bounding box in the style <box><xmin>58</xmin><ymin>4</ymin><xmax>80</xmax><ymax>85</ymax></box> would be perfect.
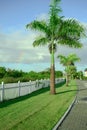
<box><xmin>58</xmin><ymin>54</ymin><xmax>80</xmax><ymax>86</ymax></box>
<box><xmin>26</xmin><ymin>0</ymin><xmax>85</xmax><ymax>94</ymax></box>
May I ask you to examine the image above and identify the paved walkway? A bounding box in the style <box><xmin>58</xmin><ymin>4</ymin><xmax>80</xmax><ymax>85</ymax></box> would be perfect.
<box><xmin>57</xmin><ymin>80</ymin><xmax>87</xmax><ymax>130</ymax></box>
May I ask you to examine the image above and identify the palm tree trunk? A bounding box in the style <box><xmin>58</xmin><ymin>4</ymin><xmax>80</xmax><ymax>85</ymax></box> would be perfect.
<box><xmin>50</xmin><ymin>64</ymin><xmax>56</xmax><ymax>94</ymax></box>
<box><xmin>50</xmin><ymin>44</ymin><xmax>56</xmax><ymax>94</ymax></box>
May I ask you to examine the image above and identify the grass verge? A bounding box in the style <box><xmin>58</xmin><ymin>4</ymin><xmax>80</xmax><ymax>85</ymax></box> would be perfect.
<box><xmin>0</xmin><ymin>80</ymin><xmax>77</xmax><ymax>130</ymax></box>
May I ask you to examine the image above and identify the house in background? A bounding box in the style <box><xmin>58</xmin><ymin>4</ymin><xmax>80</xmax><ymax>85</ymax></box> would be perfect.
<box><xmin>84</xmin><ymin>68</ymin><xmax>87</xmax><ymax>77</ymax></box>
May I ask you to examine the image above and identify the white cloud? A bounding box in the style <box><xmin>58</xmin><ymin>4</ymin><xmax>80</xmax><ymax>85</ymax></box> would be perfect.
<box><xmin>0</xmin><ymin>29</ymin><xmax>50</xmax><ymax>64</ymax></box>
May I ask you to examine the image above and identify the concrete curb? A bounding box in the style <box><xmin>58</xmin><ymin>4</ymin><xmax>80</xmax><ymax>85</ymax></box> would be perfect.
<box><xmin>52</xmin><ymin>96</ymin><xmax>77</xmax><ymax>130</ymax></box>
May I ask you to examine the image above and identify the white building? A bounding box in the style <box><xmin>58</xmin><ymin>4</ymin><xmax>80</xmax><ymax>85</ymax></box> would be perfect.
<box><xmin>84</xmin><ymin>70</ymin><xmax>87</xmax><ymax>77</ymax></box>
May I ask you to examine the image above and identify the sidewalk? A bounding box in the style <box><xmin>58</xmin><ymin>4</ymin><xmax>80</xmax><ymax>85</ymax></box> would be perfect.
<box><xmin>57</xmin><ymin>80</ymin><xmax>87</xmax><ymax>130</ymax></box>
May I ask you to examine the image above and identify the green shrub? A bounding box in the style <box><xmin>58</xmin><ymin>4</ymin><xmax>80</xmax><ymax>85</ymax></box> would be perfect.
<box><xmin>0</xmin><ymin>77</ymin><xmax>18</xmax><ymax>83</ymax></box>
<box><xmin>83</xmin><ymin>76</ymin><xmax>87</xmax><ymax>80</ymax></box>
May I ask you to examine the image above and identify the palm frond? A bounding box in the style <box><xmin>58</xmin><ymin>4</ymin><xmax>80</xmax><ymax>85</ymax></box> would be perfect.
<box><xmin>26</xmin><ymin>20</ymin><xmax>50</xmax><ymax>34</ymax></box>
<box><xmin>51</xmin><ymin>0</ymin><xmax>61</xmax><ymax>5</ymax></box>
<box><xmin>50</xmin><ymin>0</ymin><xmax>62</xmax><ymax>14</ymax></box>
<box><xmin>33</xmin><ymin>36</ymin><xmax>48</xmax><ymax>47</ymax></box>
<box><xmin>58</xmin><ymin>36</ymin><xmax>82</xmax><ymax>48</ymax></box>
<box><xmin>49</xmin><ymin>0</ymin><xmax>62</xmax><ymax>34</ymax></box>
<box><xmin>58</xmin><ymin>18</ymin><xmax>85</xmax><ymax>40</ymax></box>
<box><xmin>67</xmin><ymin>54</ymin><xmax>80</xmax><ymax>62</ymax></box>
<box><xmin>58</xmin><ymin>53</ymin><xmax>80</xmax><ymax>66</ymax></box>
<box><xmin>58</xmin><ymin>55</ymin><xmax>67</xmax><ymax>66</ymax></box>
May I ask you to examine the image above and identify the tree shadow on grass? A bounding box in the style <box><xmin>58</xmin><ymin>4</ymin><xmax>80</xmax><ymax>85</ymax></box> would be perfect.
<box><xmin>0</xmin><ymin>81</ymin><xmax>65</xmax><ymax>108</ymax></box>
<box><xmin>56</xmin><ymin>81</ymin><xmax>78</xmax><ymax>95</ymax></box>
<box><xmin>56</xmin><ymin>89</ymin><xmax>77</xmax><ymax>95</ymax></box>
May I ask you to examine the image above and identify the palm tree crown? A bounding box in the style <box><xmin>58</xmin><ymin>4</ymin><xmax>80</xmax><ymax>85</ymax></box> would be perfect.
<box><xmin>58</xmin><ymin>54</ymin><xmax>80</xmax><ymax>66</ymax></box>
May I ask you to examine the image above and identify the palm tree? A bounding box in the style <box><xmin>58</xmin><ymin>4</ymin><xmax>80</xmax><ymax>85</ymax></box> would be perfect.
<box><xmin>58</xmin><ymin>54</ymin><xmax>80</xmax><ymax>86</ymax></box>
<box><xmin>26</xmin><ymin>0</ymin><xmax>85</xmax><ymax>94</ymax></box>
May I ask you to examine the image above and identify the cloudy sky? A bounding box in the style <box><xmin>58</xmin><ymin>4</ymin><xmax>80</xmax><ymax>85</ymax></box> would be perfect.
<box><xmin>0</xmin><ymin>0</ymin><xmax>87</xmax><ymax>72</ymax></box>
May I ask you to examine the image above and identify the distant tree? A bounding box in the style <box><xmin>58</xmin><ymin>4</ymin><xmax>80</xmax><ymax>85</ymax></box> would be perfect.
<box><xmin>0</xmin><ymin>67</ymin><xmax>6</xmax><ymax>78</ymax></box>
<box><xmin>77</xmin><ymin>71</ymin><xmax>83</xmax><ymax>80</ymax></box>
<box><xmin>5</xmin><ymin>69</ymin><xmax>23</xmax><ymax>78</ymax></box>
<box><xmin>68</xmin><ymin>65</ymin><xmax>77</xmax><ymax>79</ymax></box>
<box><xmin>27</xmin><ymin>71</ymin><xmax>38</xmax><ymax>80</ymax></box>
<box><xmin>55</xmin><ymin>70</ymin><xmax>63</xmax><ymax>77</ymax></box>
<box><xmin>84</xmin><ymin>68</ymin><xmax>87</xmax><ymax>71</ymax></box>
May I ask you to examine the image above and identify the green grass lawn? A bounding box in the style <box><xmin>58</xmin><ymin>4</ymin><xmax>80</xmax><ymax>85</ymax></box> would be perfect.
<box><xmin>0</xmin><ymin>80</ymin><xmax>77</xmax><ymax>130</ymax></box>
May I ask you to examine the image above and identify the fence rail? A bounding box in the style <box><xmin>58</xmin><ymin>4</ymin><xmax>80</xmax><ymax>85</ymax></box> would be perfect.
<box><xmin>0</xmin><ymin>78</ymin><xmax>64</xmax><ymax>102</ymax></box>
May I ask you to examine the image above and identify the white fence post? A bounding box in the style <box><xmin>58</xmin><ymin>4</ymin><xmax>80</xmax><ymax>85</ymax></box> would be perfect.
<box><xmin>1</xmin><ymin>82</ymin><xmax>4</xmax><ymax>102</ymax></box>
<box><xmin>41</xmin><ymin>79</ymin><xmax>44</xmax><ymax>88</ymax></box>
<box><xmin>36</xmin><ymin>80</ymin><xmax>39</xmax><ymax>87</ymax></box>
<box><xmin>29</xmin><ymin>80</ymin><xmax>31</xmax><ymax>93</ymax></box>
<box><xmin>18</xmin><ymin>81</ymin><xmax>21</xmax><ymax>97</ymax></box>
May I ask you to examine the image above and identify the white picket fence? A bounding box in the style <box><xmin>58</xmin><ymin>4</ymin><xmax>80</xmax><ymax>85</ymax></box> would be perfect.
<box><xmin>0</xmin><ymin>78</ymin><xmax>64</xmax><ymax>102</ymax></box>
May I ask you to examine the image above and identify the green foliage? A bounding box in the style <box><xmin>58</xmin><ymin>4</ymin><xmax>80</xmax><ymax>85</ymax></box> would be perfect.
<box><xmin>0</xmin><ymin>77</ymin><xmax>18</xmax><ymax>83</ymax></box>
<box><xmin>5</xmin><ymin>69</ymin><xmax>23</xmax><ymax>78</ymax></box>
<box><xmin>55</xmin><ymin>70</ymin><xmax>63</xmax><ymax>77</ymax></box>
<box><xmin>69</xmin><ymin>66</ymin><xmax>77</xmax><ymax>78</ymax></box>
<box><xmin>0</xmin><ymin>67</ymin><xmax>6</xmax><ymax>78</ymax></box>
<box><xmin>76</xmin><ymin>71</ymin><xmax>84</xmax><ymax>80</ymax></box>
<box><xmin>83</xmin><ymin>76</ymin><xmax>87</xmax><ymax>80</ymax></box>
<box><xmin>84</xmin><ymin>68</ymin><xmax>87</xmax><ymax>71</ymax></box>
<box><xmin>58</xmin><ymin>54</ymin><xmax>80</xmax><ymax>66</ymax></box>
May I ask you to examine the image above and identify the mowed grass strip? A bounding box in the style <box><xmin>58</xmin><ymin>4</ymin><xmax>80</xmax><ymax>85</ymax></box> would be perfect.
<box><xmin>0</xmin><ymin>80</ymin><xmax>77</xmax><ymax>130</ymax></box>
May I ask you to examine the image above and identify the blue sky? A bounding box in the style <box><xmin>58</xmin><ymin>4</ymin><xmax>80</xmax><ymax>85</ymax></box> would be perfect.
<box><xmin>0</xmin><ymin>0</ymin><xmax>87</xmax><ymax>72</ymax></box>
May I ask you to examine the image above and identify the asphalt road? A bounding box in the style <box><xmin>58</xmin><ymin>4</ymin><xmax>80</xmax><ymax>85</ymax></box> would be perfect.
<box><xmin>57</xmin><ymin>80</ymin><xmax>87</xmax><ymax>130</ymax></box>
